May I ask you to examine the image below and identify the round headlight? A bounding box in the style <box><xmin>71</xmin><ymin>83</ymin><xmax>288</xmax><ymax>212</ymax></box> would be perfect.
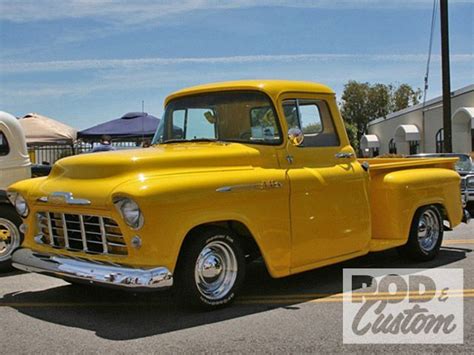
<box><xmin>467</xmin><ymin>176</ymin><xmax>474</xmax><ymax>189</ymax></box>
<box><xmin>114</xmin><ymin>197</ymin><xmax>143</xmax><ymax>229</ymax></box>
<box><xmin>8</xmin><ymin>192</ymin><xmax>29</xmax><ymax>217</ymax></box>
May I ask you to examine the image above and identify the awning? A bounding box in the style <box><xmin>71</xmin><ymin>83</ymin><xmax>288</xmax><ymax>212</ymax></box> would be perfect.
<box><xmin>395</xmin><ymin>124</ymin><xmax>420</xmax><ymax>143</ymax></box>
<box><xmin>360</xmin><ymin>134</ymin><xmax>380</xmax><ymax>149</ymax></box>
<box><xmin>78</xmin><ymin>112</ymin><xmax>159</xmax><ymax>140</ymax></box>
<box><xmin>19</xmin><ymin>113</ymin><xmax>77</xmax><ymax>145</ymax></box>
<box><xmin>452</xmin><ymin>107</ymin><xmax>474</xmax><ymax>129</ymax></box>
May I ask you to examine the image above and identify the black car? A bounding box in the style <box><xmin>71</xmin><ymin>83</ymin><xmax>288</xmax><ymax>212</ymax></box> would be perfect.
<box><xmin>409</xmin><ymin>153</ymin><xmax>474</xmax><ymax>209</ymax></box>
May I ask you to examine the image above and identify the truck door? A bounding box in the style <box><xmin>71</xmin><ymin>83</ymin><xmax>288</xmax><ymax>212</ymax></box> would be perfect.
<box><xmin>277</xmin><ymin>94</ymin><xmax>371</xmax><ymax>272</ymax></box>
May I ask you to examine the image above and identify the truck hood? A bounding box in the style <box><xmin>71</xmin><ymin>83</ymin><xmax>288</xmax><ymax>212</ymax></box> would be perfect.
<box><xmin>28</xmin><ymin>143</ymin><xmax>262</xmax><ymax>208</ymax></box>
<box><xmin>51</xmin><ymin>142</ymin><xmax>261</xmax><ymax>180</ymax></box>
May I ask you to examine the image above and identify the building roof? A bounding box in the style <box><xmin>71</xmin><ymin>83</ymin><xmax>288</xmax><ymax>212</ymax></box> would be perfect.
<box><xmin>369</xmin><ymin>84</ymin><xmax>474</xmax><ymax>126</ymax></box>
<box><xmin>165</xmin><ymin>80</ymin><xmax>334</xmax><ymax>105</ymax></box>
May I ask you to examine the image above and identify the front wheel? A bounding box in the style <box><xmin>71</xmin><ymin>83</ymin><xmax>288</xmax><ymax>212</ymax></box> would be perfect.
<box><xmin>0</xmin><ymin>204</ymin><xmax>22</xmax><ymax>271</ymax></box>
<box><xmin>398</xmin><ymin>205</ymin><xmax>443</xmax><ymax>261</ymax></box>
<box><xmin>175</xmin><ymin>227</ymin><xmax>246</xmax><ymax>309</ymax></box>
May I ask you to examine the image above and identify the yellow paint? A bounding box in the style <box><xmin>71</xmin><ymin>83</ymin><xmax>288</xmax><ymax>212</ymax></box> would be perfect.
<box><xmin>8</xmin><ymin>80</ymin><xmax>464</xmax><ymax>279</ymax></box>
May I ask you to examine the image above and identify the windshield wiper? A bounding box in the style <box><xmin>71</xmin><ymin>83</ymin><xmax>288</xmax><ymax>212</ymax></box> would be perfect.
<box><xmin>160</xmin><ymin>138</ymin><xmax>219</xmax><ymax>144</ymax></box>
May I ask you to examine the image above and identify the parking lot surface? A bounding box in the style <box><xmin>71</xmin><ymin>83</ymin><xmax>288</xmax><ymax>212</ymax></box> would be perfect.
<box><xmin>1</xmin><ymin>224</ymin><xmax>473</xmax><ymax>354</ymax></box>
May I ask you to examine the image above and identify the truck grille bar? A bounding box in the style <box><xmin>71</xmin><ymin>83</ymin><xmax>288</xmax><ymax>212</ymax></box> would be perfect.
<box><xmin>36</xmin><ymin>212</ymin><xmax>128</xmax><ymax>256</ymax></box>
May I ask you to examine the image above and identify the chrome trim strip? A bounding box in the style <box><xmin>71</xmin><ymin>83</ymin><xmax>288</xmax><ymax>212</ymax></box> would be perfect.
<box><xmin>61</xmin><ymin>213</ymin><xmax>69</xmax><ymax>249</ymax></box>
<box><xmin>216</xmin><ymin>181</ymin><xmax>283</xmax><ymax>192</ymax></box>
<box><xmin>47</xmin><ymin>213</ymin><xmax>54</xmax><ymax>246</ymax></box>
<box><xmin>12</xmin><ymin>248</ymin><xmax>173</xmax><ymax>290</ymax></box>
<box><xmin>78</xmin><ymin>215</ymin><xmax>88</xmax><ymax>252</ymax></box>
<box><xmin>99</xmin><ymin>217</ymin><xmax>108</xmax><ymax>254</ymax></box>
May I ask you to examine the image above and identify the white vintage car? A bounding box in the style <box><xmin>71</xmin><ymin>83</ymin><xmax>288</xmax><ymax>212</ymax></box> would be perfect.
<box><xmin>0</xmin><ymin>111</ymin><xmax>31</xmax><ymax>270</ymax></box>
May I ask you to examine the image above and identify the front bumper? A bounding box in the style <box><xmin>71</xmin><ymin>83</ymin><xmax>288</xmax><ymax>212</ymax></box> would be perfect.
<box><xmin>11</xmin><ymin>248</ymin><xmax>173</xmax><ymax>290</ymax></box>
<box><xmin>462</xmin><ymin>209</ymin><xmax>471</xmax><ymax>224</ymax></box>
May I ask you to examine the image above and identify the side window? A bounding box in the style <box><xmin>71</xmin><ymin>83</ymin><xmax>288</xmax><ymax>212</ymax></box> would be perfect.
<box><xmin>0</xmin><ymin>131</ymin><xmax>10</xmax><ymax>156</ymax></box>
<box><xmin>282</xmin><ymin>99</ymin><xmax>339</xmax><ymax>147</ymax></box>
<box><xmin>172</xmin><ymin>110</ymin><xmax>185</xmax><ymax>138</ymax></box>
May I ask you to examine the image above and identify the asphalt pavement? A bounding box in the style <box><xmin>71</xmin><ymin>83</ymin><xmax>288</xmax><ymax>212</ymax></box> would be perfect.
<box><xmin>1</xmin><ymin>224</ymin><xmax>473</xmax><ymax>354</ymax></box>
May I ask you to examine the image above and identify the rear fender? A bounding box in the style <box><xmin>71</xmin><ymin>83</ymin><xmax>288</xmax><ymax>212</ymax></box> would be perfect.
<box><xmin>370</xmin><ymin>168</ymin><xmax>462</xmax><ymax>242</ymax></box>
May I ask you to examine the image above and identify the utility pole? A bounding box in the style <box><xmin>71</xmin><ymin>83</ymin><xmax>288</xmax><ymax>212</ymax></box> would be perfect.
<box><xmin>440</xmin><ymin>0</ymin><xmax>452</xmax><ymax>152</ymax></box>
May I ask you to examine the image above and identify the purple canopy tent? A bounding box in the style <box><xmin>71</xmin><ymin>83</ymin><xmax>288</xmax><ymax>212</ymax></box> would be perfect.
<box><xmin>77</xmin><ymin>112</ymin><xmax>160</xmax><ymax>141</ymax></box>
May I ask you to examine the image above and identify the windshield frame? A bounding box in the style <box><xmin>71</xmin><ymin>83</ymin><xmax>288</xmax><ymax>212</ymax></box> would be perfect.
<box><xmin>153</xmin><ymin>90</ymin><xmax>284</xmax><ymax>146</ymax></box>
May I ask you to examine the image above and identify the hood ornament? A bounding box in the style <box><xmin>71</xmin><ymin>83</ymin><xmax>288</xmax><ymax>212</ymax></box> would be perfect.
<box><xmin>37</xmin><ymin>192</ymin><xmax>91</xmax><ymax>205</ymax></box>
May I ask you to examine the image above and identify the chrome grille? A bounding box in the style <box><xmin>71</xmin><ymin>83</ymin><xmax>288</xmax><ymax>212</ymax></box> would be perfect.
<box><xmin>36</xmin><ymin>212</ymin><xmax>127</xmax><ymax>255</ymax></box>
<box><xmin>461</xmin><ymin>178</ymin><xmax>467</xmax><ymax>190</ymax></box>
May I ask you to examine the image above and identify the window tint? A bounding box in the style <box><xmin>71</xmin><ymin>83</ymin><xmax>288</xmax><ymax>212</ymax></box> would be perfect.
<box><xmin>0</xmin><ymin>131</ymin><xmax>10</xmax><ymax>156</ymax></box>
<box><xmin>282</xmin><ymin>99</ymin><xmax>339</xmax><ymax>147</ymax></box>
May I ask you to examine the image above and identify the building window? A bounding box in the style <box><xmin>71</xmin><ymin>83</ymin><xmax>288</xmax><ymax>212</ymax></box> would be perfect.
<box><xmin>471</xmin><ymin>129</ymin><xmax>473</xmax><ymax>152</ymax></box>
<box><xmin>409</xmin><ymin>141</ymin><xmax>420</xmax><ymax>155</ymax></box>
<box><xmin>436</xmin><ymin>128</ymin><xmax>444</xmax><ymax>153</ymax></box>
<box><xmin>0</xmin><ymin>131</ymin><xmax>10</xmax><ymax>156</ymax></box>
<box><xmin>388</xmin><ymin>138</ymin><xmax>397</xmax><ymax>154</ymax></box>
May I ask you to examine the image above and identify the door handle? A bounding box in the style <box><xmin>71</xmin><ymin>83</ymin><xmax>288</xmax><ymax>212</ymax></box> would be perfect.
<box><xmin>335</xmin><ymin>152</ymin><xmax>355</xmax><ymax>159</ymax></box>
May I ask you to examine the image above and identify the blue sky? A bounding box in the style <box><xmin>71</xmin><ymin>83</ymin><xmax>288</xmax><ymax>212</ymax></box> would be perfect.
<box><xmin>0</xmin><ymin>0</ymin><xmax>473</xmax><ymax>129</ymax></box>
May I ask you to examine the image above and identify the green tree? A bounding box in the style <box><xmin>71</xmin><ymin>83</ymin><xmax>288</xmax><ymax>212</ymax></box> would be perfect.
<box><xmin>340</xmin><ymin>81</ymin><xmax>371</xmax><ymax>146</ymax></box>
<box><xmin>344</xmin><ymin>121</ymin><xmax>359</xmax><ymax>151</ymax></box>
<box><xmin>392</xmin><ymin>84</ymin><xmax>422</xmax><ymax>112</ymax></box>
<box><xmin>340</xmin><ymin>81</ymin><xmax>421</xmax><ymax>151</ymax></box>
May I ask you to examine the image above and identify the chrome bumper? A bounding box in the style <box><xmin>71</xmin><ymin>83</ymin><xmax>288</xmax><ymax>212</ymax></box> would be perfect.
<box><xmin>12</xmin><ymin>248</ymin><xmax>173</xmax><ymax>290</ymax></box>
<box><xmin>462</xmin><ymin>209</ymin><xmax>471</xmax><ymax>224</ymax></box>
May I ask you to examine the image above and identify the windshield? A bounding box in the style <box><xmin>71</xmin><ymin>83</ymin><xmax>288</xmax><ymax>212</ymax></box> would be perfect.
<box><xmin>152</xmin><ymin>91</ymin><xmax>282</xmax><ymax>145</ymax></box>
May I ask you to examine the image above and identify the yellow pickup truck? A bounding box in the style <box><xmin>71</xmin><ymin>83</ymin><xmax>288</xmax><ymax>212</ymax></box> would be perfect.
<box><xmin>8</xmin><ymin>80</ymin><xmax>469</xmax><ymax>308</ymax></box>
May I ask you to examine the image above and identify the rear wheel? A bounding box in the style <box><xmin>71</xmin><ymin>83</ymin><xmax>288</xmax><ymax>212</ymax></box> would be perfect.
<box><xmin>175</xmin><ymin>227</ymin><xmax>246</xmax><ymax>309</ymax></box>
<box><xmin>0</xmin><ymin>204</ymin><xmax>22</xmax><ymax>271</ymax></box>
<box><xmin>398</xmin><ymin>205</ymin><xmax>443</xmax><ymax>261</ymax></box>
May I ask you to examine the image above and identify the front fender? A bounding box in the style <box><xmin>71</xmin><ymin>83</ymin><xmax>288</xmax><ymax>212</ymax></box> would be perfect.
<box><xmin>112</xmin><ymin>169</ymin><xmax>291</xmax><ymax>277</ymax></box>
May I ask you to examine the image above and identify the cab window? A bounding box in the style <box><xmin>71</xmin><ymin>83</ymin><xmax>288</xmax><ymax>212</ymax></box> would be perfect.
<box><xmin>0</xmin><ymin>131</ymin><xmax>10</xmax><ymax>156</ymax></box>
<box><xmin>282</xmin><ymin>99</ymin><xmax>339</xmax><ymax>147</ymax></box>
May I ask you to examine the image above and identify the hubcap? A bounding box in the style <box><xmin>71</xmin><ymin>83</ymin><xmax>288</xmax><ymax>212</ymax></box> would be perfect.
<box><xmin>195</xmin><ymin>239</ymin><xmax>238</xmax><ymax>300</ymax></box>
<box><xmin>0</xmin><ymin>218</ymin><xmax>20</xmax><ymax>262</ymax></box>
<box><xmin>417</xmin><ymin>209</ymin><xmax>440</xmax><ymax>253</ymax></box>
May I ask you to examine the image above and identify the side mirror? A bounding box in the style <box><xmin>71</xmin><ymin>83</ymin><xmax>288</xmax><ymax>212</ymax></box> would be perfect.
<box><xmin>288</xmin><ymin>128</ymin><xmax>304</xmax><ymax>146</ymax></box>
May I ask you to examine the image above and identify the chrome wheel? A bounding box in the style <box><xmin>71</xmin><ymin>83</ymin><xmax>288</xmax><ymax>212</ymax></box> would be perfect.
<box><xmin>0</xmin><ymin>218</ymin><xmax>20</xmax><ymax>262</ymax></box>
<box><xmin>194</xmin><ymin>239</ymin><xmax>238</xmax><ymax>300</ymax></box>
<box><xmin>417</xmin><ymin>209</ymin><xmax>440</xmax><ymax>253</ymax></box>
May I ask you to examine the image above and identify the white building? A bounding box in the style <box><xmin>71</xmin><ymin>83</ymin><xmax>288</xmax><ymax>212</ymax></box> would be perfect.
<box><xmin>363</xmin><ymin>84</ymin><xmax>474</xmax><ymax>156</ymax></box>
